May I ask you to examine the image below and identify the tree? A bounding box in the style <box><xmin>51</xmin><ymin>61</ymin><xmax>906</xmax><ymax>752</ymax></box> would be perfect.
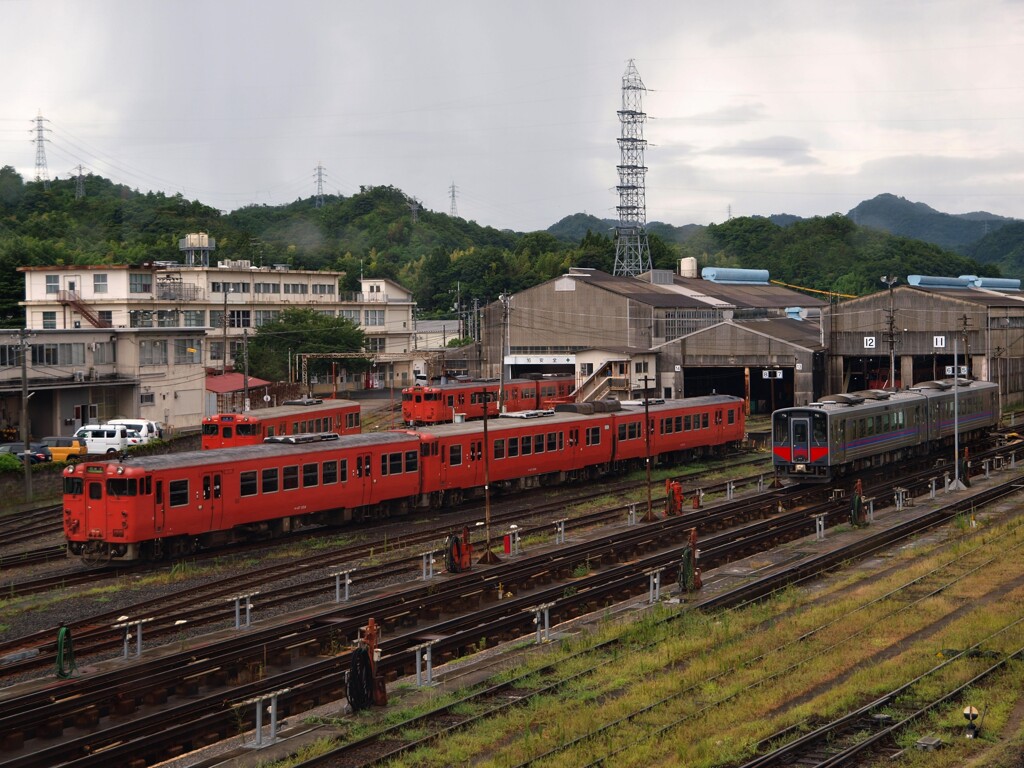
<box><xmin>243</xmin><ymin>308</ymin><xmax>367</xmax><ymax>382</ymax></box>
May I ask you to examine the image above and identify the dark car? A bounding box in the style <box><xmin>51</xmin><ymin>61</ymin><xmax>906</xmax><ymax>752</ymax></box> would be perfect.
<box><xmin>0</xmin><ymin>443</ymin><xmax>52</xmax><ymax>464</ymax></box>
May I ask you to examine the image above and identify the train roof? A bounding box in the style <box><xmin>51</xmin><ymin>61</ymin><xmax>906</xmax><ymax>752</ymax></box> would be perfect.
<box><xmin>409</xmin><ymin>395</ymin><xmax>743</xmax><ymax>438</ymax></box>
<box><xmin>87</xmin><ymin>431</ymin><xmax>417</xmax><ymax>472</ymax></box>
<box><xmin>204</xmin><ymin>397</ymin><xmax>359</xmax><ymax>422</ymax></box>
<box><xmin>774</xmin><ymin>380</ymin><xmax>997</xmax><ymax>416</ymax></box>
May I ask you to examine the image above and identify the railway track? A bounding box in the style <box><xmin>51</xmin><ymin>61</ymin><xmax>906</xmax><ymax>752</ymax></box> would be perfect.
<box><xmin>1</xmin><ymin>454</ymin><xmax>1019</xmax><ymax>767</ymax></box>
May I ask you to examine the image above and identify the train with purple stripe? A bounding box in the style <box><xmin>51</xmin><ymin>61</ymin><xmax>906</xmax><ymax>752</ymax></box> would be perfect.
<box><xmin>771</xmin><ymin>379</ymin><xmax>999</xmax><ymax>483</ymax></box>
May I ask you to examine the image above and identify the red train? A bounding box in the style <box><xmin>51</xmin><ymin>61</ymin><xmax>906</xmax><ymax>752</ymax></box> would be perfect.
<box><xmin>201</xmin><ymin>397</ymin><xmax>361</xmax><ymax>450</ymax></box>
<box><xmin>401</xmin><ymin>375</ymin><xmax>575</xmax><ymax>426</ymax></box>
<box><xmin>62</xmin><ymin>395</ymin><xmax>743</xmax><ymax>563</ymax></box>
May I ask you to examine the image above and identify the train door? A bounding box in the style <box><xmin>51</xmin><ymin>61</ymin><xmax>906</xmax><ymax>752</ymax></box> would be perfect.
<box><xmin>84</xmin><ymin>477</ymin><xmax>105</xmax><ymax>534</ymax></box>
<box><xmin>354</xmin><ymin>452</ymin><xmax>372</xmax><ymax>504</ymax></box>
<box><xmin>155</xmin><ymin>479</ymin><xmax>166</xmax><ymax>533</ymax></box>
<box><xmin>789</xmin><ymin>416</ymin><xmax>812</xmax><ymax>463</ymax></box>
<box><xmin>202</xmin><ymin>472</ymin><xmax>222</xmax><ymax>529</ymax></box>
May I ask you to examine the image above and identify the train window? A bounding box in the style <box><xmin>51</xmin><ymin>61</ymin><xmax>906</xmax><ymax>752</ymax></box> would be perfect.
<box><xmin>303</xmin><ymin>463</ymin><xmax>319</xmax><ymax>488</ymax></box>
<box><xmin>813</xmin><ymin>414</ymin><xmax>827</xmax><ymax>442</ymax></box>
<box><xmin>405</xmin><ymin>451</ymin><xmax>418</xmax><ymax>472</ymax></box>
<box><xmin>340</xmin><ymin>460</ymin><xmax>349</xmax><ymax>482</ymax></box>
<box><xmin>203</xmin><ymin>476</ymin><xmax>212</xmax><ymax>500</ymax></box>
<box><xmin>283</xmin><ymin>466</ymin><xmax>299</xmax><ymax>490</ymax></box>
<box><xmin>494</xmin><ymin>439</ymin><xmax>505</xmax><ymax>459</ymax></box>
<box><xmin>240</xmin><ymin>471</ymin><xmax>258</xmax><ymax>496</ymax></box>
<box><xmin>267</xmin><ymin>426</ymin><xmax>276</xmax><ymax>437</ymax></box>
<box><xmin>447</xmin><ymin>396</ymin><xmax>455</xmax><ymax>407</ymax></box>
<box><xmin>569</xmin><ymin>429</ymin><xmax>578</xmax><ymax>447</ymax></box>
<box><xmin>521</xmin><ymin>437</ymin><xmax>532</xmax><ymax>456</ymax></box>
<box><xmin>587</xmin><ymin>426</ymin><xmax>601</xmax><ymax>446</ymax></box>
<box><xmin>88</xmin><ymin>481</ymin><xmax>102</xmax><ymax>500</ymax></box>
<box><xmin>389</xmin><ymin>453</ymin><xmax>402</xmax><ymax>474</ymax></box>
<box><xmin>684</xmin><ymin>415</ymin><xmax>692</xmax><ymax>431</ymax></box>
<box><xmin>534</xmin><ymin>434</ymin><xmax>544</xmax><ymax>453</ymax></box>
<box><xmin>156</xmin><ymin>481</ymin><xmax>162</xmax><ymax>504</ymax></box>
<box><xmin>508</xmin><ymin>438</ymin><xmax>519</xmax><ymax>458</ymax></box>
<box><xmin>874</xmin><ymin>415</ymin><xmax>882</xmax><ymax>435</ymax></box>
<box><xmin>323</xmin><ymin>461</ymin><xmax>338</xmax><ymax>485</ymax></box>
<box><xmin>107</xmin><ymin>479</ymin><xmax>137</xmax><ymax>497</ymax></box>
<box><xmin>773</xmin><ymin>413</ymin><xmax>789</xmax><ymax>444</ymax></box>
<box><xmin>702</xmin><ymin>414</ymin><xmax>709</xmax><ymax>429</ymax></box>
<box><xmin>64</xmin><ymin>476</ymin><xmax>84</xmax><ymax>495</ymax></box>
<box><xmin>450</xmin><ymin>445</ymin><xmax>463</xmax><ymax>466</ymax></box>
<box><xmin>202</xmin><ymin>423</ymin><xmax>218</xmax><ymax>436</ymax></box>
<box><xmin>547</xmin><ymin>432</ymin><xmax>558</xmax><ymax>452</ymax></box>
<box><xmin>237</xmin><ymin>424</ymin><xmax>258</xmax><ymax>437</ymax></box>
<box><xmin>169</xmin><ymin>479</ymin><xmax>189</xmax><ymax>507</ymax></box>
<box><xmin>262</xmin><ymin>468</ymin><xmax>279</xmax><ymax>494</ymax></box>
<box><xmin>292</xmin><ymin>421</ymin><xmax>299</xmax><ymax>434</ymax></box>
<box><xmin>364</xmin><ymin>456</ymin><xmax>371</xmax><ymax>477</ymax></box>
<box><xmin>866</xmin><ymin>418</ymin><xmax>874</xmax><ymax>437</ymax></box>
<box><xmin>221</xmin><ymin>426</ymin><xmax>233</xmax><ymax>440</ymax></box>
<box><xmin>728</xmin><ymin>409</ymin><xmax>735</xmax><ymax>425</ymax></box>
<box><xmin>382</xmin><ymin>454</ymin><xmax>391</xmax><ymax>474</ymax></box>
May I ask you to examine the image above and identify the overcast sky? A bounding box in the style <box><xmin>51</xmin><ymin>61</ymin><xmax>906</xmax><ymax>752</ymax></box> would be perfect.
<box><xmin>2</xmin><ymin>0</ymin><xmax>1022</xmax><ymax>232</ymax></box>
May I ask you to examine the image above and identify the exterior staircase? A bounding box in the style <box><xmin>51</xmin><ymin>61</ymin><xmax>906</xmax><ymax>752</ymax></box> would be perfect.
<box><xmin>58</xmin><ymin>291</ymin><xmax>111</xmax><ymax>328</ymax></box>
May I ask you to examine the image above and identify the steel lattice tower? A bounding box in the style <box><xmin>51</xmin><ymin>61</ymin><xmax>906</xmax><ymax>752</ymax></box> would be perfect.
<box><xmin>449</xmin><ymin>181</ymin><xmax>458</xmax><ymax>217</ymax></box>
<box><xmin>314</xmin><ymin>162</ymin><xmax>326</xmax><ymax>208</ymax></box>
<box><xmin>613</xmin><ymin>60</ymin><xmax>651</xmax><ymax>277</ymax></box>
<box><xmin>32</xmin><ymin>111</ymin><xmax>51</xmax><ymax>191</ymax></box>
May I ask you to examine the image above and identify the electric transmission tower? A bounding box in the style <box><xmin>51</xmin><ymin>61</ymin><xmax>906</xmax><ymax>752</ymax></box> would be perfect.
<box><xmin>31</xmin><ymin>111</ymin><xmax>51</xmax><ymax>191</ymax></box>
<box><xmin>449</xmin><ymin>181</ymin><xmax>458</xmax><ymax>217</ymax></box>
<box><xmin>314</xmin><ymin>162</ymin><xmax>326</xmax><ymax>208</ymax></box>
<box><xmin>72</xmin><ymin>165</ymin><xmax>87</xmax><ymax>199</ymax></box>
<box><xmin>613</xmin><ymin>60</ymin><xmax>652</xmax><ymax>278</ymax></box>
<box><xmin>408</xmin><ymin>197</ymin><xmax>420</xmax><ymax>223</ymax></box>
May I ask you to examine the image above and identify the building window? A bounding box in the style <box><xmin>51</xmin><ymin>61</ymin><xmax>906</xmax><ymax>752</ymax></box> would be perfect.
<box><xmin>139</xmin><ymin>339</ymin><xmax>168</xmax><ymax>365</ymax></box>
<box><xmin>129</xmin><ymin>273</ymin><xmax>152</xmax><ymax>294</ymax></box>
<box><xmin>183</xmin><ymin>310</ymin><xmax>205</xmax><ymax>327</ymax></box>
<box><xmin>580</xmin><ymin>362</ymin><xmax>594</xmax><ymax>377</ymax></box>
<box><xmin>255</xmin><ymin>310</ymin><xmax>280</xmax><ymax>326</ymax></box>
<box><xmin>140</xmin><ymin>392</ymin><xmax>156</xmax><ymax>406</ymax></box>
<box><xmin>228</xmin><ymin>310</ymin><xmax>251</xmax><ymax>328</ymax></box>
<box><xmin>210</xmin><ymin>310</ymin><xmax>224</xmax><ymax>329</ymax></box>
<box><xmin>254</xmin><ymin>282</ymin><xmax>280</xmax><ymax>294</ymax></box>
<box><xmin>98</xmin><ymin>310</ymin><xmax>113</xmax><ymax>326</ymax></box>
<box><xmin>340</xmin><ymin>309</ymin><xmax>360</xmax><ymax>324</ymax></box>
<box><xmin>129</xmin><ymin>310</ymin><xmax>154</xmax><ymax>328</ymax></box>
<box><xmin>93</xmin><ymin>274</ymin><xmax>108</xmax><ymax>294</ymax></box>
<box><xmin>31</xmin><ymin>343</ymin><xmax>85</xmax><ymax>365</ymax></box>
<box><xmin>364</xmin><ymin>309</ymin><xmax>384</xmax><ymax>326</ymax></box>
<box><xmin>94</xmin><ymin>341</ymin><xmax>115</xmax><ymax>364</ymax></box>
<box><xmin>312</xmin><ymin>283</ymin><xmax>335</xmax><ymax>295</ymax></box>
<box><xmin>42</xmin><ymin>311</ymin><xmax>56</xmax><ymax>329</ymax></box>
<box><xmin>209</xmin><ymin>341</ymin><xmax>224</xmax><ymax>361</ymax></box>
<box><xmin>156</xmin><ymin>310</ymin><xmax>180</xmax><ymax>327</ymax></box>
<box><xmin>174</xmin><ymin>338</ymin><xmax>202</xmax><ymax>364</ymax></box>
<box><xmin>364</xmin><ymin>337</ymin><xmax>385</xmax><ymax>353</ymax></box>
<box><xmin>284</xmin><ymin>283</ymin><xmax>308</xmax><ymax>295</ymax></box>
<box><xmin>635</xmin><ymin>361</ymin><xmax>648</xmax><ymax>374</ymax></box>
<box><xmin>211</xmin><ymin>281</ymin><xmax>250</xmax><ymax>294</ymax></box>
<box><xmin>45</xmin><ymin>275</ymin><xmax>59</xmax><ymax>294</ymax></box>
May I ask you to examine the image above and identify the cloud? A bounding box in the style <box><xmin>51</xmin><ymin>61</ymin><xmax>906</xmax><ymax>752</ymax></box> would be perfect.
<box><xmin>703</xmin><ymin>136</ymin><xmax>820</xmax><ymax>166</ymax></box>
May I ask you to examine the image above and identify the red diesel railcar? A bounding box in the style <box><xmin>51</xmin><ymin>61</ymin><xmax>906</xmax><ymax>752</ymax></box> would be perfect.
<box><xmin>63</xmin><ymin>395</ymin><xmax>743</xmax><ymax>563</ymax></box>
<box><xmin>400</xmin><ymin>376</ymin><xmax>576</xmax><ymax>426</ymax></box>
<box><xmin>201</xmin><ymin>397</ymin><xmax>361</xmax><ymax>449</ymax></box>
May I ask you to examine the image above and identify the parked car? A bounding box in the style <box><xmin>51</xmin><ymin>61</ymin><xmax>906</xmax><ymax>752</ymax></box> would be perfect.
<box><xmin>107</xmin><ymin>419</ymin><xmax>161</xmax><ymax>444</ymax></box>
<box><xmin>73</xmin><ymin>424</ymin><xmax>143</xmax><ymax>455</ymax></box>
<box><xmin>0</xmin><ymin>442</ymin><xmax>52</xmax><ymax>464</ymax></box>
<box><xmin>40</xmin><ymin>436</ymin><xmax>88</xmax><ymax>463</ymax></box>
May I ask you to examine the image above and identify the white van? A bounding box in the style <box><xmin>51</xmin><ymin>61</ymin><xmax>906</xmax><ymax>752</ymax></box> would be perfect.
<box><xmin>73</xmin><ymin>424</ymin><xmax>143</xmax><ymax>455</ymax></box>
<box><xmin>107</xmin><ymin>419</ymin><xmax>161</xmax><ymax>444</ymax></box>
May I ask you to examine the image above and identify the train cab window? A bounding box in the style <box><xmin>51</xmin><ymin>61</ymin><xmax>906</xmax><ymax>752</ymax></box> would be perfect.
<box><xmin>323</xmin><ymin>461</ymin><xmax>338</xmax><ymax>485</ymax></box>
<box><xmin>450</xmin><ymin>444</ymin><xmax>463</xmax><ymax>466</ymax></box>
<box><xmin>168</xmin><ymin>479</ymin><xmax>189</xmax><ymax>507</ymax></box>
<box><xmin>534</xmin><ymin>434</ymin><xmax>544</xmax><ymax>453</ymax></box>
<box><xmin>303</xmin><ymin>463</ymin><xmax>319</xmax><ymax>487</ymax></box>
<box><xmin>64</xmin><ymin>476</ymin><xmax>84</xmax><ymax>495</ymax></box>
<box><xmin>508</xmin><ymin>438</ymin><xmax>519</xmax><ymax>458</ymax></box>
<box><xmin>405</xmin><ymin>450</ymin><xmax>418</xmax><ymax>472</ymax></box>
<box><xmin>107</xmin><ymin>478</ymin><xmax>137</xmax><ymax>497</ymax></box>
<box><xmin>88</xmin><ymin>481</ymin><xmax>103</xmax><ymax>500</ymax></box>
<box><xmin>202</xmin><ymin>423</ymin><xmax>218</xmax><ymax>437</ymax></box>
<box><xmin>262</xmin><ymin>468</ymin><xmax>279</xmax><ymax>493</ymax></box>
<box><xmin>240</xmin><ymin>471</ymin><xmax>258</xmax><ymax>496</ymax></box>
<box><xmin>773</xmin><ymin>412</ymin><xmax>789</xmax><ymax>444</ymax></box>
<box><xmin>494</xmin><ymin>439</ymin><xmax>505</xmax><ymax>459</ymax></box>
<box><xmin>221</xmin><ymin>426</ymin><xmax>233</xmax><ymax>440</ymax></box>
<box><xmin>283</xmin><ymin>466</ymin><xmax>299</xmax><ymax>490</ymax></box>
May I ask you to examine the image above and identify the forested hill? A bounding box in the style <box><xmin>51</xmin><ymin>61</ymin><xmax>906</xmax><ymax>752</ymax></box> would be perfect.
<box><xmin>0</xmin><ymin>165</ymin><xmax>1000</xmax><ymax>326</ymax></box>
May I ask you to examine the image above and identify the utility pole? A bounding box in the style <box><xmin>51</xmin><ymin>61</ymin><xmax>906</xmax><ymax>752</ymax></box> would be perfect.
<box><xmin>497</xmin><ymin>293</ymin><xmax>510</xmax><ymax>412</ymax></box>
<box><xmin>640</xmin><ymin>375</ymin><xmax>656</xmax><ymax>522</ymax></box>
<box><xmin>242</xmin><ymin>328</ymin><xmax>250</xmax><ymax>411</ymax></box>
<box><xmin>880</xmin><ymin>275</ymin><xmax>899</xmax><ymax>388</ymax></box>
<box><xmin>11</xmin><ymin>329</ymin><xmax>35</xmax><ymax>502</ymax></box>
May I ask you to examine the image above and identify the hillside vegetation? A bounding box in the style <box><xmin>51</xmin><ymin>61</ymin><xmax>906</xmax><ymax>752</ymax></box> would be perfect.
<box><xmin>0</xmin><ymin>166</ymin><xmax>1001</xmax><ymax>325</ymax></box>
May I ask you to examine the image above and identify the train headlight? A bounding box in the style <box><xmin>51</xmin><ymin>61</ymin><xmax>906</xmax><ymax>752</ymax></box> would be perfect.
<box><xmin>795</xmin><ymin>463</ymin><xmax>807</xmax><ymax>473</ymax></box>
